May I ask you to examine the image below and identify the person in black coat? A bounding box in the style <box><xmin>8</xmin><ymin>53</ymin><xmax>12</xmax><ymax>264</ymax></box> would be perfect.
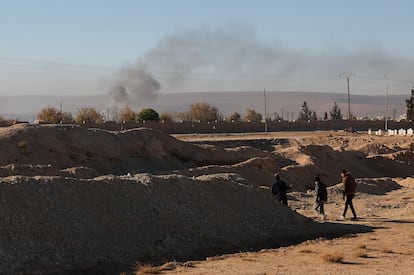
<box><xmin>314</xmin><ymin>176</ymin><xmax>328</xmax><ymax>220</ymax></box>
<box><xmin>271</xmin><ymin>173</ymin><xmax>293</xmax><ymax>205</ymax></box>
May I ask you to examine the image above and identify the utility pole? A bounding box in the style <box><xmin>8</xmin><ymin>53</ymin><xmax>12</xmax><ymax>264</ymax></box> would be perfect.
<box><xmin>59</xmin><ymin>102</ymin><xmax>63</xmax><ymax>123</ymax></box>
<box><xmin>264</xmin><ymin>88</ymin><xmax>268</xmax><ymax>133</ymax></box>
<box><xmin>383</xmin><ymin>73</ymin><xmax>389</xmax><ymax>132</ymax></box>
<box><xmin>339</xmin><ymin>72</ymin><xmax>355</xmax><ymax>120</ymax></box>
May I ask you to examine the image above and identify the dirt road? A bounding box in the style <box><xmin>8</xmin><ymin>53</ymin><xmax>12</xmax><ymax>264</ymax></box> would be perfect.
<box><xmin>152</xmin><ymin>178</ymin><xmax>414</xmax><ymax>275</ymax></box>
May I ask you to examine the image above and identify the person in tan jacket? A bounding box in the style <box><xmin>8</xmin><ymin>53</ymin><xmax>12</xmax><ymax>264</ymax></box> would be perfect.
<box><xmin>340</xmin><ymin>170</ymin><xmax>357</xmax><ymax>220</ymax></box>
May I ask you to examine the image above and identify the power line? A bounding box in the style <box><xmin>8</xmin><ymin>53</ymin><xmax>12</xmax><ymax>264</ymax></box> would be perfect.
<box><xmin>0</xmin><ymin>56</ymin><xmax>413</xmax><ymax>87</ymax></box>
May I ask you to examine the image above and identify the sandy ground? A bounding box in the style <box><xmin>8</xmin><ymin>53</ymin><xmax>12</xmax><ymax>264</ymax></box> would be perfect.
<box><xmin>130</xmin><ymin>131</ymin><xmax>414</xmax><ymax>275</ymax></box>
<box><xmin>154</xmin><ymin>177</ymin><xmax>414</xmax><ymax>275</ymax></box>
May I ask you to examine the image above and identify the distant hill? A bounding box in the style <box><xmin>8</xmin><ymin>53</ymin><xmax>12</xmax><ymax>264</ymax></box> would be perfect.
<box><xmin>0</xmin><ymin>91</ymin><xmax>408</xmax><ymax>121</ymax></box>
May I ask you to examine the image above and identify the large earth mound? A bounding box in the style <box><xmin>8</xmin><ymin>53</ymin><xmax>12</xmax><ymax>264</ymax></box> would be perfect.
<box><xmin>0</xmin><ymin>125</ymin><xmax>412</xmax><ymax>273</ymax></box>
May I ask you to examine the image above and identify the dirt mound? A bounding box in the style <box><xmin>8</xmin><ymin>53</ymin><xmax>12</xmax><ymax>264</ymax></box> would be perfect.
<box><xmin>162</xmin><ymin>157</ymin><xmax>278</xmax><ymax>188</ymax></box>
<box><xmin>352</xmin><ymin>143</ymin><xmax>396</xmax><ymax>155</ymax></box>
<box><xmin>0</xmin><ymin>126</ymin><xmax>412</xmax><ymax>273</ymax></box>
<box><xmin>328</xmin><ymin>178</ymin><xmax>402</xmax><ymax>196</ymax></box>
<box><xmin>356</xmin><ymin>178</ymin><xmax>403</xmax><ymax>195</ymax></box>
<box><xmin>0</xmin><ymin>124</ymin><xmax>274</xmax><ymax>176</ymax></box>
<box><xmin>0</xmin><ymin>173</ymin><xmax>367</xmax><ymax>273</ymax></box>
<box><xmin>376</xmin><ymin>150</ymin><xmax>414</xmax><ymax>163</ymax></box>
<box><xmin>273</xmin><ymin>141</ymin><xmax>413</xmax><ymax>191</ymax></box>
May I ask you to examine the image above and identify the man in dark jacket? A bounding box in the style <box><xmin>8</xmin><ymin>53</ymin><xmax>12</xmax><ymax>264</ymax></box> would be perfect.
<box><xmin>271</xmin><ymin>173</ymin><xmax>293</xmax><ymax>205</ymax></box>
<box><xmin>314</xmin><ymin>176</ymin><xmax>327</xmax><ymax>220</ymax></box>
<box><xmin>340</xmin><ymin>170</ymin><xmax>357</xmax><ymax>220</ymax></box>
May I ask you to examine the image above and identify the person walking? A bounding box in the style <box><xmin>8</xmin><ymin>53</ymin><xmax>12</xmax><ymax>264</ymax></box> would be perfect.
<box><xmin>340</xmin><ymin>170</ymin><xmax>357</xmax><ymax>220</ymax></box>
<box><xmin>271</xmin><ymin>173</ymin><xmax>293</xmax><ymax>206</ymax></box>
<box><xmin>314</xmin><ymin>176</ymin><xmax>328</xmax><ymax>220</ymax></box>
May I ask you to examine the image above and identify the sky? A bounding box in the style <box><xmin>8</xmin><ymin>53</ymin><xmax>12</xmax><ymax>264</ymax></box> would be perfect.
<box><xmin>1</xmin><ymin>0</ymin><xmax>414</xmax><ymax>98</ymax></box>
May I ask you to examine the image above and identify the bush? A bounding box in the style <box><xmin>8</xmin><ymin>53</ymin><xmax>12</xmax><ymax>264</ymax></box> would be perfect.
<box><xmin>321</xmin><ymin>252</ymin><xmax>344</xmax><ymax>263</ymax></box>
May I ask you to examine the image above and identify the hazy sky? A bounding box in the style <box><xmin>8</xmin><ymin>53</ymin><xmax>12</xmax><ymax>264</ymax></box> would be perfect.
<box><xmin>1</xmin><ymin>0</ymin><xmax>413</xmax><ymax>96</ymax></box>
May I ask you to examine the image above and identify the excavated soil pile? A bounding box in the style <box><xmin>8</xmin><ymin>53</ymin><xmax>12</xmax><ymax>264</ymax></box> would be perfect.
<box><xmin>0</xmin><ymin>125</ymin><xmax>410</xmax><ymax>273</ymax></box>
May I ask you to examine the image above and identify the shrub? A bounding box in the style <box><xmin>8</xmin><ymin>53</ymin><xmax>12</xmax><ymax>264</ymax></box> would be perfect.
<box><xmin>355</xmin><ymin>250</ymin><xmax>369</xmax><ymax>258</ymax></box>
<box><xmin>321</xmin><ymin>252</ymin><xmax>344</xmax><ymax>263</ymax></box>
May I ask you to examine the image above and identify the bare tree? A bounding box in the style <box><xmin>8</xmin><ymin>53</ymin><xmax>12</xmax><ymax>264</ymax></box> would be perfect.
<box><xmin>188</xmin><ymin>103</ymin><xmax>220</xmax><ymax>122</ymax></box>
<box><xmin>227</xmin><ymin>112</ymin><xmax>241</xmax><ymax>122</ymax></box>
<box><xmin>118</xmin><ymin>105</ymin><xmax>136</xmax><ymax>122</ymax></box>
<box><xmin>244</xmin><ymin>108</ymin><xmax>262</xmax><ymax>122</ymax></box>
<box><xmin>160</xmin><ymin>112</ymin><xmax>174</xmax><ymax>122</ymax></box>
<box><xmin>37</xmin><ymin>107</ymin><xmax>73</xmax><ymax>123</ymax></box>
<box><xmin>75</xmin><ymin>107</ymin><xmax>104</xmax><ymax>124</ymax></box>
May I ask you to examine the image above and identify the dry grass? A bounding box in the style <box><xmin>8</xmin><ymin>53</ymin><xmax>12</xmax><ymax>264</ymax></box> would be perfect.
<box><xmin>134</xmin><ymin>261</ymin><xmax>180</xmax><ymax>274</ymax></box>
<box><xmin>321</xmin><ymin>252</ymin><xmax>344</xmax><ymax>263</ymax></box>
<box><xmin>17</xmin><ymin>140</ymin><xmax>28</xmax><ymax>149</ymax></box>
<box><xmin>206</xmin><ymin>255</ymin><xmax>225</xmax><ymax>261</ymax></box>
<box><xmin>382</xmin><ymin>248</ymin><xmax>394</xmax><ymax>254</ymax></box>
<box><xmin>299</xmin><ymin>249</ymin><xmax>314</xmax><ymax>253</ymax></box>
<box><xmin>134</xmin><ymin>263</ymin><xmax>161</xmax><ymax>274</ymax></box>
<box><xmin>402</xmin><ymin>196</ymin><xmax>413</xmax><ymax>200</ymax></box>
<box><xmin>355</xmin><ymin>250</ymin><xmax>369</xmax><ymax>258</ymax></box>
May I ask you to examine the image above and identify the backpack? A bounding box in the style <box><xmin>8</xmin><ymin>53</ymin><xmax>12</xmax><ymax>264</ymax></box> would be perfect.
<box><xmin>318</xmin><ymin>182</ymin><xmax>328</xmax><ymax>202</ymax></box>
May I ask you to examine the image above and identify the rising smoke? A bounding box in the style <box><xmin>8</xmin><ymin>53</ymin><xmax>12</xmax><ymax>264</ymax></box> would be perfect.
<box><xmin>109</xmin><ymin>24</ymin><xmax>414</xmax><ymax>107</ymax></box>
<box><xmin>109</xmin><ymin>65</ymin><xmax>160</xmax><ymax>105</ymax></box>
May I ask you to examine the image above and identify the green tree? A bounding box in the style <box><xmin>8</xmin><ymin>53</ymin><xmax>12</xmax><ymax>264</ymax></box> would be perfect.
<box><xmin>329</xmin><ymin>102</ymin><xmax>343</xmax><ymax>120</ymax></box>
<box><xmin>406</xmin><ymin>87</ymin><xmax>414</xmax><ymax>121</ymax></box>
<box><xmin>244</xmin><ymin>108</ymin><xmax>263</xmax><ymax>122</ymax></box>
<box><xmin>137</xmin><ymin>108</ymin><xmax>160</xmax><ymax>122</ymax></box>
<box><xmin>118</xmin><ymin>105</ymin><xmax>136</xmax><ymax>122</ymax></box>
<box><xmin>75</xmin><ymin>107</ymin><xmax>104</xmax><ymax>124</ymax></box>
<box><xmin>298</xmin><ymin>101</ymin><xmax>317</xmax><ymax>121</ymax></box>
<box><xmin>227</xmin><ymin>112</ymin><xmax>241</xmax><ymax>122</ymax></box>
<box><xmin>188</xmin><ymin>102</ymin><xmax>220</xmax><ymax>122</ymax></box>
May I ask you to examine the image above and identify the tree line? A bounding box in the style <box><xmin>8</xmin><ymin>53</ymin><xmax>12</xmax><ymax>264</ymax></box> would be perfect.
<box><xmin>35</xmin><ymin>87</ymin><xmax>414</xmax><ymax>124</ymax></box>
<box><xmin>36</xmin><ymin>101</ymin><xmax>347</xmax><ymax>124</ymax></box>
